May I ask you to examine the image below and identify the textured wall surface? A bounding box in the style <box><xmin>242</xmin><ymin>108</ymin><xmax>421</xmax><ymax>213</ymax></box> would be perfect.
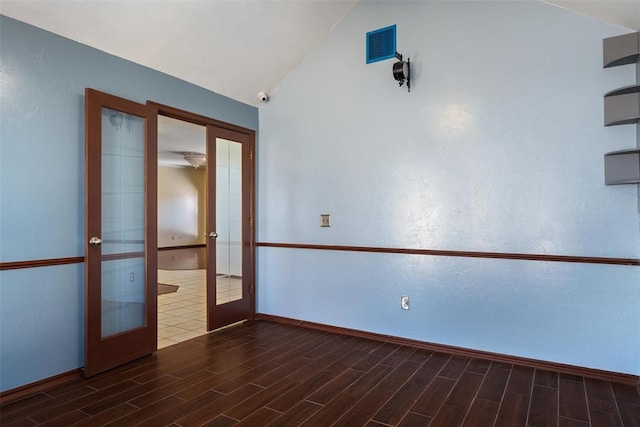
<box><xmin>257</xmin><ymin>1</ymin><xmax>640</xmax><ymax>374</ymax></box>
<box><xmin>0</xmin><ymin>15</ymin><xmax>257</xmax><ymax>392</ymax></box>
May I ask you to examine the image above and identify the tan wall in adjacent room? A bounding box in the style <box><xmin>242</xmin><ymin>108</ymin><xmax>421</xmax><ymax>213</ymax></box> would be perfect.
<box><xmin>158</xmin><ymin>165</ymin><xmax>206</xmax><ymax>247</ymax></box>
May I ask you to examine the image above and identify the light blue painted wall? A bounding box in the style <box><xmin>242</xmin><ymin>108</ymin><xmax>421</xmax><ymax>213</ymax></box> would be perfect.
<box><xmin>0</xmin><ymin>15</ymin><xmax>258</xmax><ymax>392</ymax></box>
<box><xmin>0</xmin><ymin>265</ymin><xmax>84</xmax><ymax>392</ymax></box>
<box><xmin>257</xmin><ymin>1</ymin><xmax>640</xmax><ymax>374</ymax></box>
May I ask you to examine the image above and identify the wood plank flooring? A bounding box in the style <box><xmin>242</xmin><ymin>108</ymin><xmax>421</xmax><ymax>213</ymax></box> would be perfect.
<box><xmin>2</xmin><ymin>320</ymin><xmax>639</xmax><ymax>426</ymax></box>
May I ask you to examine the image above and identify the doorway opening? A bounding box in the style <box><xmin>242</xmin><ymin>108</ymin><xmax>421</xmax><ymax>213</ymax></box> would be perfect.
<box><xmin>157</xmin><ymin>115</ymin><xmax>208</xmax><ymax>349</ymax></box>
<box><xmin>155</xmin><ymin>109</ymin><xmax>255</xmax><ymax>348</ymax></box>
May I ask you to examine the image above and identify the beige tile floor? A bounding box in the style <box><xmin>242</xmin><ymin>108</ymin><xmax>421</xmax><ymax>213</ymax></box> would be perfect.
<box><xmin>157</xmin><ymin>269</ymin><xmax>243</xmax><ymax>349</ymax></box>
<box><xmin>157</xmin><ymin>269</ymin><xmax>207</xmax><ymax>349</ymax></box>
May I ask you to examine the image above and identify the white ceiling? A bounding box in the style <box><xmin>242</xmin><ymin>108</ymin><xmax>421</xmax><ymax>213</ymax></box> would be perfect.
<box><xmin>158</xmin><ymin>115</ymin><xmax>206</xmax><ymax>168</ymax></box>
<box><xmin>0</xmin><ymin>0</ymin><xmax>357</xmax><ymax>107</ymax></box>
<box><xmin>542</xmin><ymin>0</ymin><xmax>639</xmax><ymax>32</ymax></box>
<box><xmin>1</xmin><ymin>0</ymin><xmax>637</xmax><ymax>109</ymax></box>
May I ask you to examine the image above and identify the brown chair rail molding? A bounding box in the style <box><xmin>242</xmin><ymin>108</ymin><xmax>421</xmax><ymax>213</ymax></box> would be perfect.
<box><xmin>0</xmin><ymin>256</ymin><xmax>85</xmax><ymax>271</ymax></box>
<box><xmin>256</xmin><ymin>242</ymin><xmax>640</xmax><ymax>266</ymax></box>
<box><xmin>0</xmin><ymin>247</ymin><xmax>206</xmax><ymax>271</ymax></box>
<box><xmin>2</xmin><ymin>243</ymin><xmax>639</xmax><ymax>271</ymax></box>
<box><xmin>158</xmin><ymin>244</ymin><xmax>206</xmax><ymax>251</ymax></box>
<box><xmin>0</xmin><ymin>252</ymin><xmax>144</xmax><ymax>271</ymax></box>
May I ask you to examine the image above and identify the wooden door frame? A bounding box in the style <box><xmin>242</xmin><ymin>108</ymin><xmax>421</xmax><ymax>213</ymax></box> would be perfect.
<box><xmin>148</xmin><ymin>101</ymin><xmax>256</xmax><ymax>323</ymax></box>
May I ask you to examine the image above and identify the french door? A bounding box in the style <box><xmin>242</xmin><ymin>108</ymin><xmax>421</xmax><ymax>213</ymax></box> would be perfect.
<box><xmin>85</xmin><ymin>92</ymin><xmax>254</xmax><ymax>376</ymax></box>
<box><xmin>206</xmin><ymin>125</ymin><xmax>254</xmax><ymax>330</ymax></box>
<box><xmin>84</xmin><ymin>88</ymin><xmax>157</xmax><ymax>377</ymax></box>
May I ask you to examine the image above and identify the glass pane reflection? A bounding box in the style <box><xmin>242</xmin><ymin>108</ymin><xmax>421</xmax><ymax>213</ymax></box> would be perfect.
<box><xmin>101</xmin><ymin>108</ymin><xmax>146</xmax><ymax>337</ymax></box>
<box><xmin>216</xmin><ymin>138</ymin><xmax>242</xmax><ymax>305</ymax></box>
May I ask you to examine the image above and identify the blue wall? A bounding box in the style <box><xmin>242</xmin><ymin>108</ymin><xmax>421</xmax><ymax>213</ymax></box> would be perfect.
<box><xmin>0</xmin><ymin>15</ymin><xmax>258</xmax><ymax>392</ymax></box>
<box><xmin>257</xmin><ymin>1</ymin><xmax>640</xmax><ymax>374</ymax></box>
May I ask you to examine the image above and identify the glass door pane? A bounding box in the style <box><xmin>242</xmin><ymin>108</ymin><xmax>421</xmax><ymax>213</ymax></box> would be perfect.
<box><xmin>216</xmin><ymin>138</ymin><xmax>243</xmax><ymax>305</ymax></box>
<box><xmin>101</xmin><ymin>108</ymin><xmax>146</xmax><ymax>337</ymax></box>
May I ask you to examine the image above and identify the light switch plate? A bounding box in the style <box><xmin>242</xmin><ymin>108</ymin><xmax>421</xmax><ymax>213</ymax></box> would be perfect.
<box><xmin>320</xmin><ymin>214</ymin><xmax>331</xmax><ymax>227</ymax></box>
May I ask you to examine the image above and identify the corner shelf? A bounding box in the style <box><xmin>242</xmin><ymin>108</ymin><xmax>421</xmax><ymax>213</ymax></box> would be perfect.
<box><xmin>603</xmin><ymin>32</ymin><xmax>640</xmax><ymax>68</ymax></box>
<box><xmin>604</xmin><ymin>85</ymin><xmax>640</xmax><ymax>126</ymax></box>
<box><xmin>604</xmin><ymin>149</ymin><xmax>640</xmax><ymax>185</ymax></box>
<box><xmin>602</xmin><ymin>32</ymin><xmax>639</xmax><ymax>188</ymax></box>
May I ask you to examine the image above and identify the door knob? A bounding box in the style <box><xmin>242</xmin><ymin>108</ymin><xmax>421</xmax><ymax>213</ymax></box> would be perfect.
<box><xmin>208</xmin><ymin>232</ymin><xmax>218</xmax><ymax>240</ymax></box>
<box><xmin>89</xmin><ymin>236</ymin><xmax>102</xmax><ymax>247</ymax></box>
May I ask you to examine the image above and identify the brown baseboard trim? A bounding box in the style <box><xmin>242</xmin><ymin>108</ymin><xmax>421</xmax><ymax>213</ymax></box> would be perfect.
<box><xmin>0</xmin><ymin>369</ymin><xmax>83</xmax><ymax>405</ymax></box>
<box><xmin>256</xmin><ymin>313</ymin><xmax>639</xmax><ymax>385</ymax></box>
<box><xmin>0</xmin><ymin>256</ymin><xmax>85</xmax><ymax>271</ymax></box>
<box><xmin>158</xmin><ymin>244</ymin><xmax>206</xmax><ymax>251</ymax></box>
<box><xmin>256</xmin><ymin>242</ymin><xmax>640</xmax><ymax>267</ymax></box>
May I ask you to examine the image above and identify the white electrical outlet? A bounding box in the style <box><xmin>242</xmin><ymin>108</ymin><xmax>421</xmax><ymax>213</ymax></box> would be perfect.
<box><xmin>130</xmin><ymin>272</ymin><xmax>135</xmax><ymax>282</ymax></box>
<box><xmin>401</xmin><ymin>296</ymin><xmax>410</xmax><ymax>310</ymax></box>
<box><xmin>320</xmin><ymin>214</ymin><xmax>331</xmax><ymax>227</ymax></box>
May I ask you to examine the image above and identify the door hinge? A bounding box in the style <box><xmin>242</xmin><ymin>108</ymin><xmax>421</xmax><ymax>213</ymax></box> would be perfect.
<box><xmin>249</xmin><ymin>150</ymin><xmax>253</xmax><ymax>160</ymax></box>
<box><xmin>248</xmin><ymin>217</ymin><xmax>254</xmax><ymax>227</ymax></box>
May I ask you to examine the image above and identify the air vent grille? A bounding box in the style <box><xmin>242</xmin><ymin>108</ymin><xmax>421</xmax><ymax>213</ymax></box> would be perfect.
<box><xmin>366</xmin><ymin>25</ymin><xmax>396</xmax><ymax>64</ymax></box>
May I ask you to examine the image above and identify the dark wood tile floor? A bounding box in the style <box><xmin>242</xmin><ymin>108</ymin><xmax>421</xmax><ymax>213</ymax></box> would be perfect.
<box><xmin>2</xmin><ymin>320</ymin><xmax>639</xmax><ymax>426</ymax></box>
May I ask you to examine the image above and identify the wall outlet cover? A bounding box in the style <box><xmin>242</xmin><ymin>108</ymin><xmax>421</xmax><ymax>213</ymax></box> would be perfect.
<box><xmin>320</xmin><ymin>214</ymin><xmax>331</xmax><ymax>227</ymax></box>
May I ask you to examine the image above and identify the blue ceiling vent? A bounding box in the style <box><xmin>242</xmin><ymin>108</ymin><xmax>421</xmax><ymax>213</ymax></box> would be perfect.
<box><xmin>366</xmin><ymin>25</ymin><xmax>396</xmax><ymax>64</ymax></box>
